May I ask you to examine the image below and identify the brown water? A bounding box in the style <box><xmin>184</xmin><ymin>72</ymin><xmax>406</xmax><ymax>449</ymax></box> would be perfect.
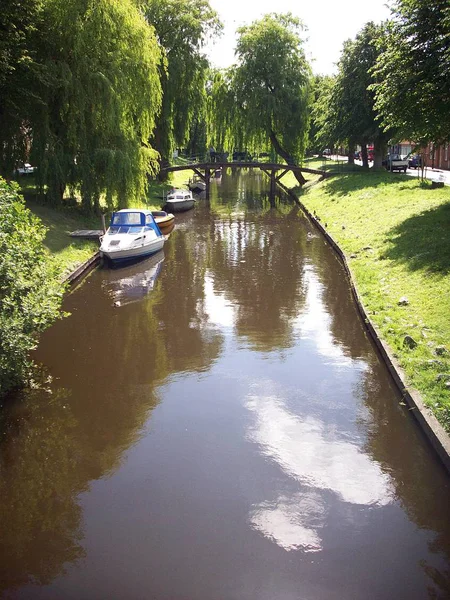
<box><xmin>1</xmin><ymin>171</ymin><xmax>450</xmax><ymax>600</ymax></box>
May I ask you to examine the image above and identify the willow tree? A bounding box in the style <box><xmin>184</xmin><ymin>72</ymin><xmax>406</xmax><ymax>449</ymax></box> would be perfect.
<box><xmin>232</xmin><ymin>13</ymin><xmax>311</xmax><ymax>183</ymax></box>
<box><xmin>30</xmin><ymin>0</ymin><xmax>162</xmax><ymax>210</ymax></box>
<box><xmin>141</xmin><ymin>0</ymin><xmax>221</xmax><ymax>171</ymax></box>
<box><xmin>207</xmin><ymin>69</ymin><xmax>240</xmax><ymax>155</ymax></box>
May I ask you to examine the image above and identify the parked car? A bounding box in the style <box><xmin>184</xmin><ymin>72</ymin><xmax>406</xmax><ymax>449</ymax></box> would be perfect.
<box><xmin>232</xmin><ymin>150</ymin><xmax>252</xmax><ymax>161</ymax></box>
<box><xmin>15</xmin><ymin>163</ymin><xmax>36</xmax><ymax>175</ymax></box>
<box><xmin>382</xmin><ymin>154</ymin><xmax>408</xmax><ymax>172</ymax></box>
<box><xmin>408</xmin><ymin>154</ymin><xmax>422</xmax><ymax>169</ymax></box>
<box><xmin>322</xmin><ymin>148</ymin><xmax>332</xmax><ymax>156</ymax></box>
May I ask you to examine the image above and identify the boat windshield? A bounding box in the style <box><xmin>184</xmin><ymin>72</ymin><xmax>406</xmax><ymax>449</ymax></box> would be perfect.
<box><xmin>108</xmin><ymin>225</ymin><xmax>144</xmax><ymax>235</ymax></box>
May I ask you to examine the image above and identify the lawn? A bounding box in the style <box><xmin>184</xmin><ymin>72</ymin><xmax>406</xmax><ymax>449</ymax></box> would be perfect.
<box><xmin>285</xmin><ymin>167</ymin><xmax>450</xmax><ymax>430</ymax></box>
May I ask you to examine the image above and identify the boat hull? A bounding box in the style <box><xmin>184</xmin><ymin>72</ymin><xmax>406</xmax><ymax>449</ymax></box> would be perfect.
<box><xmin>188</xmin><ymin>181</ymin><xmax>206</xmax><ymax>193</ymax></box>
<box><xmin>164</xmin><ymin>199</ymin><xmax>195</xmax><ymax>213</ymax></box>
<box><xmin>101</xmin><ymin>238</ymin><xmax>165</xmax><ymax>263</ymax></box>
<box><xmin>152</xmin><ymin>212</ymin><xmax>175</xmax><ymax>233</ymax></box>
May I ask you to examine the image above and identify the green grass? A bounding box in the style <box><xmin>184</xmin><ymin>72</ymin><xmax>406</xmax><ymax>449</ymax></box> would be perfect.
<box><xmin>285</xmin><ymin>169</ymin><xmax>450</xmax><ymax>430</ymax></box>
<box><xmin>25</xmin><ymin>198</ymin><xmax>101</xmax><ymax>280</ymax></box>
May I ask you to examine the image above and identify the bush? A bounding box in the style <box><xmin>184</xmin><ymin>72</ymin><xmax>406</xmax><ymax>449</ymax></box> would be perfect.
<box><xmin>0</xmin><ymin>178</ymin><xmax>65</xmax><ymax>396</ymax></box>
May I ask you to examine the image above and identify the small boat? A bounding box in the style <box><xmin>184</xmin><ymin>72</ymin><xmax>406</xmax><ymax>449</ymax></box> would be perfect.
<box><xmin>100</xmin><ymin>209</ymin><xmax>165</xmax><ymax>263</ymax></box>
<box><xmin>188</xmin><ymin>178</ymin><xmax>206</xmax><ymax>193</ymax></box>
<box><xmin>164</xmin><ymin>189</ymin><xmax>195</xmax><ymax>213</ymax></box>
<box><xmin>151</xmin><ymin>210</ymin><xmax>175</xmax><ymax>234</ymax></box>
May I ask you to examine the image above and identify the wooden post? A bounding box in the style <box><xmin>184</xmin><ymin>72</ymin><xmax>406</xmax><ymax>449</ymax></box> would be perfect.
<box><xmin>101</xmin><ymin>213</ymin><xmax>107</xmax><ymax>234</ymax></box>
<box><xmin>205</xmin><ymin>167</ymin><xmax>211</xmax><ymax>199</ymax></box>
<box><xmin>270</xmin><ymin>170</ymin><xmax>276</xmax><ymax>204</ymax></box>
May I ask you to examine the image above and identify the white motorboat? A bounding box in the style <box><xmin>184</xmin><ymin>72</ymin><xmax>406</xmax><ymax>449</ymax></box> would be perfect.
<box><xmin>165</xmin><ymin>189</ymin><xmax>195</xmax><ymax>212</ymax></box>
<box><xmin>99</xmin><ymin>209</ymin><xmax>165</xmax><ymax>263</ymax></box>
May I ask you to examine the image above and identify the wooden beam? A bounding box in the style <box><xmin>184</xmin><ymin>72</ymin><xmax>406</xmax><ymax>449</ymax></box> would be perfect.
<box><xmin>192</xmin><ymin>168</ymin><xmax>205</xmax><ymax>181</ymax></box>
<box><xmin>275</xmin><ymin>169</ymin><xmax>290</xmax><ymax>182</ymax></box>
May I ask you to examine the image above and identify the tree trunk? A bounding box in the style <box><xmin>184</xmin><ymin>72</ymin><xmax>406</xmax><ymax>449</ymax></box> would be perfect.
<box><xmin>361</xmin><ymin>143</ymin><xmax>369</xmax><ymax>168</ymax></box>
<box><xmin>348</xmin><ymin>140</ymin><xmax>355</xmax><ymax>165</ymax></box>
<box><xmin>269</xmin><ymin>130</ymin><xmax>306</xmax><ymax>185</ymax></box>
<box><xmin>373</xmin><ymin>140</ymin><xmax>386</xmax><ymax>169</ymax></box>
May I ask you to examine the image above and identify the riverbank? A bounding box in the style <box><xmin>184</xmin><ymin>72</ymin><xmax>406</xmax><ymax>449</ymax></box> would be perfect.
<box><xmin>284</xmin><ymin>167</ymin><xmax>450</xmax><ymax>432</ymax></box>
<box><xmin>23</xmin><ymin>171</ymin><xmax>191</xmax><ymax>279</ymax></box>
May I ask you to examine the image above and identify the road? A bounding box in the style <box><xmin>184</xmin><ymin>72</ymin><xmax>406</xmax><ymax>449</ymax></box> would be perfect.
<box><xmin>328</xmin><ymin>155</ymin><xmax>450</xmax><ymax>185</ymax></box>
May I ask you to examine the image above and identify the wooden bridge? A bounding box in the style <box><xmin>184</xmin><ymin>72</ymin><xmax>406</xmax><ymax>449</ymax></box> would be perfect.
<box><xmin>162</xmin><ymin>161</ymin><xmax>327</xmax><ymax>197</ymax></box>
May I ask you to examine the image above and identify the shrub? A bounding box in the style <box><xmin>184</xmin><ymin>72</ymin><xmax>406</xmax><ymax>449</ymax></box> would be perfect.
<box><xmin>0</xmin><ymin>178</ymin><xmax>65</xmax><ymax>396</ymax></box>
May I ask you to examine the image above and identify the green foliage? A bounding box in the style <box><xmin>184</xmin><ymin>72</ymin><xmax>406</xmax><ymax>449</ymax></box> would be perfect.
<box><xmin>372</xmin><ymin>0</ymin><xmax>450</xmax><ymax>145</ymax></box>
<box><xmin>0</xmin><ymin>0</ymin><xmax>43</xmax><ymax>176</ymax></box>
<box><xmin>231</xmin><ymin>13</ymin><xmax>311</xmax><ymax>164</ymax></box>
<box><xmin>142</xmin><ymin>0</ymin><xmax>222</xmax><ymax>166</ymax></box>
<box><xmin>29</xmin><ymin>0</ymin><xmax>163</xmax><ymax>210</ymax></box>
<box><xmin>0</xmin><ymin>178</ymin><xmax>65</xmax><ymax>395</ymax></box>
<box><xmin>317</xmin><ymin>22</ymin><xmax>391</xmax><ymax>165</ymax></box>
<box><xmin>309</xmin><ymin>74</ymin><xmax>336</xmax><ymax>153</ymax></box>
<box><xmin>207</xmin><ymin>68</ymin><xmax>241</xmax><ymax>153</ymax></box>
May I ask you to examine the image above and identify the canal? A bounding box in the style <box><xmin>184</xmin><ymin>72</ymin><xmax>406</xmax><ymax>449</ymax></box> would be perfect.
<box><xmin>1</xmin><ymin>171</ymin><xmax>449</xmax><ymax>599</ymax></box>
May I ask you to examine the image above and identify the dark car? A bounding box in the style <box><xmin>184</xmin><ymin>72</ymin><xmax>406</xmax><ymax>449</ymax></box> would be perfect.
<box><xmin>232</xmin><ymin>150</ymin><xmax>252</xmax><ymax>161</ymax></box>
<box><xmin>408</xmin><ymin>154</ymin><xmax>422</xmax><ymax>169</ymax></box>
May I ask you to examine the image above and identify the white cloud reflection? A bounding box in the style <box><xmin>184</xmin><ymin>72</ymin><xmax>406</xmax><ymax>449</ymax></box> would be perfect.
<box><xmin>246</xmin><ymin>383</ymin><xmax>393</xmax><ymax>552</ymax></box>
<box><xmin>294</xmin><ymin>265</ymin><xmax>355</xmax><ymax>367</ymax></box>
<box><xmin>203</xmin><ymin>271</ymin><xmax>235</xmax><ymax>328</ymax></box>
<box><xmin>250</xmin><ymin>492</ymin><xmax>325</xmax><ymax>553</ymax></box>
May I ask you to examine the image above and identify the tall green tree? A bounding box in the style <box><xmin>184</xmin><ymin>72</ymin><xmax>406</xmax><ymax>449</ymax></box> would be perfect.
<box><xmin>232</xmin><ymin>13</ymin><xmax>312</xmax><ymax>184</ymax></box>
<box><xmin>207</xmin><ymin>68</ymin><xmax>239</xmax><ymax>155</ymax></box>
<box><xmin>372</xmin><ymin>0</ymin><xmax>450</xmax><ymax>145</ymax></box>
<box><xmin>141</xmin><ymin>0</ymin><xmax>221</xmax><ymax>171</ymax></box>
<box><xmin>317</xmin><ymin>22</ymin><xmax>391</xmax><ymax>168</ymax></box>
<box><xmin>309</xmin><ymin>74</ymin><xmax>336</xmax><ymax>156</ymax></box>
<box><xmin>0</xmin><ymin>0</ymin><xmax>43</xmax><ymax>176</ymax></box>
<box><xmin>0</xmin><ymin>178</ymin><xmax>65</xmax><ymax>396</ymax></box>
<box><xmin>30</xmin><ymin>0</ymin><xmax>162</xmax><ymax>210</ymax></box>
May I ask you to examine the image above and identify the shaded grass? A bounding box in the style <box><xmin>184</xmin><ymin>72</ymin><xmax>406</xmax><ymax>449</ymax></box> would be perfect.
<box><xmin>285</xmin><ymin>170</ymin><xmax>450</xmax><ymax>431</ymax></box>
<box><xmin>25</xmin><ymin>198</ymin><xmax>100</xmax><ymax>279</ymax></box>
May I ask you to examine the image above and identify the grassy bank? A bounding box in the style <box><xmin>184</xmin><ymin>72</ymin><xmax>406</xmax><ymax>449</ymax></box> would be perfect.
<box><xmin>23</xmin><ymin>170</ymin><xmax>191</xmax><ymax>279</ymax></box>
<box><xmin>286</xmin><ymin>167</ymin><xmax>450</xmax><ymax>431</ymax></box>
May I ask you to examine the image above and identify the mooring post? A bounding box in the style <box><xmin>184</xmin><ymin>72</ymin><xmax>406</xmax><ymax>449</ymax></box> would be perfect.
<box><xmin>101</xmin><ymin>213</ymin><xmax>106</xmax><ymax>234</ymax></box>
<box><xmin>205</xmin><ymin>167</ymin><xmax>211</xmax><ymax>199</ymax></box>
<box><xmin>270</xmin><ymin>170</ymin><xmax>276</xmax><ymax>203</ymax></box>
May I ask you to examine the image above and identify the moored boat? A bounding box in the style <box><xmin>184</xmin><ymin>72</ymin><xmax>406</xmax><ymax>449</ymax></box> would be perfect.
<box><xmin>99</xmin><ymin>209</ymin><xmax>165</xmax><ymax>264</ymax></box>
<box><xmin>188</xmin><ymin>178</ymin><xmax>206</xmax><ymax>193</ymax></box>
<box><xmin>151</xmin><ymin>210</ymin><xmax>175</xmax><ymax>234</ymax></box>
<box><xmin>164</xmin><ymin>189</ymin><xmax>195</xmax><ymax>213</ymax></box>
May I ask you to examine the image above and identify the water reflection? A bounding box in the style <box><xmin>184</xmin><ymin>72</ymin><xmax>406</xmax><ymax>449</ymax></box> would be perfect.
<box><xmin>250</xmin><ymin>492</ymin><xmax>325</xmax><ymax>553</ymax></box>
<box><xmin>102</xmin><ymin>250</ymin><xmax>165</xmax><ymax>307</ymax></box>
<box><xmin>0</xmin><ymin>172</ymin><xmax>449</xmax><ymax>600</ymax></box>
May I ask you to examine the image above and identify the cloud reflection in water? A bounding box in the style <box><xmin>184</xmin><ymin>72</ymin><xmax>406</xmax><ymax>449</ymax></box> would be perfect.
<box><xmin>246</xmin><ymin>385</ymin><xmax>393</xmax><ymax>552</ymax></box>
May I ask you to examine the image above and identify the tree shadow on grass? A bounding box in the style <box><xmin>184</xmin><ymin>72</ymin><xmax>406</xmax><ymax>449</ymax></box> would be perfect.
<box><xmin>383</xmin><ymin>201</ymin><xmax>450</xmax><ymax>274</ymax></box>
<box><xmin>24</xmin><ymin>194</ymin><xmax>100</xmax><ymax>253</ymax></box>
<box><xmin>323</xmin><ymin>170</ymin><xmax>413</xmax><ymax>198</ymax></box>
